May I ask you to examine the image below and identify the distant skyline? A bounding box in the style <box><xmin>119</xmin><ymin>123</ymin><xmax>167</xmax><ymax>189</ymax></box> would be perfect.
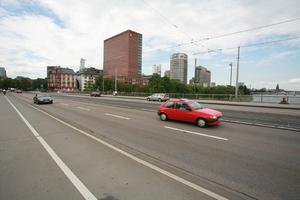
<box><xmin>0</xmin><ymin>0</ymin><xmax>300</xmax><ymax>90</ymax></box>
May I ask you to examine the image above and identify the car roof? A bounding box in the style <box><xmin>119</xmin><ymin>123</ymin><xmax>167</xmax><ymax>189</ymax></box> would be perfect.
<box><xmin>167</xmin><ymin>98</ymin><xmax>193</xmax><ymax>103</ymax></box>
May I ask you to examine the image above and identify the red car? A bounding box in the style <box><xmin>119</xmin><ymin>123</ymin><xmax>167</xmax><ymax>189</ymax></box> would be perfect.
<box><xmin>157</xmin><ymin>99</ymin><xmax>222</xmax><ymax>127</ymax></box>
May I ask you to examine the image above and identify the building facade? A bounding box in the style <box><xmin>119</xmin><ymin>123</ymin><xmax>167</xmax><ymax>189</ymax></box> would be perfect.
<box><xmin>80</xmin><ymin>58</ymin><xmax>86</xmax><ymax>70</ymax></box>
<box><xmin>76</xmin><ymin>68</ymin><xmax>102</xmax><ymax>91</ymax></box>
<box><xmin>47</xmin><ymin>66</ymin><xmax>76</xmax><ymax>91</ymax></box>
<box><xmin>152</xmin><ymin>64</ymin><xmax>161</xmax><ymax>76</ymax></box>
<box><xmin>0</xmin><ymin>67</ymin><xmax>7</xmax><ymax>78</ymax></box>
<box><xmin>170</xmin><ymin>53</ymin><xmax>188</xmax><ymax>83</ymax></box>
<box><xmin>194</xmin><ymin>66</ymin><xmax>211</xmax><ymax>87</ymax></box>
<box><xmin>164</xmin><ymin>70</ymin><xmax>170</xmax><ymax>78</ymax></box>
<box><xmin>103</xmin><ymin>30</ymin><xmax>142</xmax><ymax>81</ymax></box>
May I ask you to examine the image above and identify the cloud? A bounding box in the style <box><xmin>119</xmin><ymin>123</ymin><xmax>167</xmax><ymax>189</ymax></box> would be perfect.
<box><xmin>0</xmin><ymin>0</ymin><xmax>299</xmax><ymax>90</ymax></box>
<box><xmin>288</xmin><ymin>78</ymin><xmax>300</xmax><ymax>84</ymax></box>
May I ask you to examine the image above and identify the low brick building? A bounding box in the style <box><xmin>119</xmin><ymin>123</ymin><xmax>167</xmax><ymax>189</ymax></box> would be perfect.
<box><xmin>47</xmin><ymin>66</ymin><xmax>76</xmax><ymax>91</ymax></box>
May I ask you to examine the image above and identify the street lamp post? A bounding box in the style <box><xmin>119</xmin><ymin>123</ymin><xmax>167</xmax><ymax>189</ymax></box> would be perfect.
<box><xmin>229</xmin><ymin>62</ymin><xmax>233</xmax><ymax>86</ymax></box>
<box><xmin>235</xmin><ymin>46</ymin><xmax>240</xmax><ymax>99</ymax></box>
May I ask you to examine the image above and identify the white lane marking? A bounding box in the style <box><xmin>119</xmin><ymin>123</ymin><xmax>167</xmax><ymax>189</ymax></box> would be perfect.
<box><xmin>164</xmin><ymin>126</ymin><xmax>228</xmax><ymax>141</ymax></box>
<box><xmin>76</xmin><ymin>106</ymin><xmax>90</xmax><ymax>111</ymax></box>
<box><xmin>140</xmin><ymin>108</ymin><xmax>155</xmax><ymax>112</ymax></box>
<box><xmin>60</xmin><ymin>103</ymin><xmax>69</xmax><ymax>106</ymax></box>
<box><xmin>5</xmin><ymin>96</ymin><xmax>97</xmax><ymax>200</ymax></box>
<box><xmin>104</xmin><ymin>113</ymin><xmax>130</xmax><ymax>120</ymax></box>
<box><xmin>26</xmin><ymin>102</ymin><xmax>228</xmax><ymax>200</ymax></box>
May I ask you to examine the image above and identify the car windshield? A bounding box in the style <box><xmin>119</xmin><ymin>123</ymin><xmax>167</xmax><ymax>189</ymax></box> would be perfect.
<box><xmin>37</xmin><ymin>94</ymin><xmax>50</xmax><ymax>97</ymax></box>
<box><xmin>188</xmin><ymin>101</ymin><xmax>203</xmax><ymax>110</ymax></box>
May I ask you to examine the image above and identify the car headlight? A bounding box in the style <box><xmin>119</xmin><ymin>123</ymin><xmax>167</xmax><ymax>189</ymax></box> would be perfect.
<box><xmin>211</xmin><ymin>115</ymin><xmax>217</xmax><ymax>119</ymax></box>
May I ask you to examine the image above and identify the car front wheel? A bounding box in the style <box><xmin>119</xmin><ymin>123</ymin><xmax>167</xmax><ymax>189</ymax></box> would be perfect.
<box><xmin>160</xmin><ymin>113</ymin><xmax>168</xmax><ymax>121</ymax></box>
<box><xmin>197</xmin><ymin>118</ymin><xmax>206</xmax><ymax>128</ymax></box>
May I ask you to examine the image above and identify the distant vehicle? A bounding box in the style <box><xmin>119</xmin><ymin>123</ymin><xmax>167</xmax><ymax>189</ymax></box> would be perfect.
<box><xmin>90</xmin><ymin>91</ymin><xmax>101</xmax><ymax>97</ymax></box>
<box><xmin>33</xmin><ymin>94</ymin><xmax>53</xmax><ymax>104</ymax></box>
<box><xmin>16</xmin><ymin>89</ymin><xmax>22</xmax><ymax>93</ymax></box>
<box><xmin>147</xmin><ymin>93</ymin><xmax>170</xmax><ymax>102</ymax></box>
<box><xmin>157</xmin><ymin>99</ymin><xmax>222</xmax><ymax>127</ymax></box>
<box><xmin>3</xmin><ymin>89</ymin><xmax>6</xmax><ymax>95</ymax></box>
<box><xmin>113</xmin><ymin>91</ymin><xmax>118</xmax><ymax>96</ymax></box>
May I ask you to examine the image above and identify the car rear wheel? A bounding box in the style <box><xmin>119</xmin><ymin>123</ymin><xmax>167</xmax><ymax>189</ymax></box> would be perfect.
<box><xmin>160</xmin><ymin>113</ymin><xmax>167</xmax><ymax>121</ymax></box>
<box><xmin>197</xmin><ymin>118</ymin><xmax>206</xmax><ymax>128</ymax></box>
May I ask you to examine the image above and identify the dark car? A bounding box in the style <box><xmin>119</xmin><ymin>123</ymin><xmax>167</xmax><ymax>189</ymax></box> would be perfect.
<box><xmin>157</xmin><ymin>99</ymin><xmax>222</xmax><ymax>127</ymax></box>
<box><xmin>33</xmin><ymin>94</ymin><xmax>53</xmax><ymax>104</ymax></box>
<box><xmin>90</xmin><ymin>91</ymin><xmax>101</xmax><ymax>97</ymax></box>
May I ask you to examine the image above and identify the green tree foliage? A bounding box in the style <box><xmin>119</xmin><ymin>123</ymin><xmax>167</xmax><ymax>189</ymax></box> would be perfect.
<box><xmin>0</xmin><ymin>77</ymin><xmax>47</xmax><ymax>91</ymax></box>
<box><xmin>0</xmin><ymin>75</ymin><xmax>249</xmax><ymax>95</ymax></box>
<box><xmin>32</xmin><ymin>78</ymin><xmax>48</xmax><ymax>90</ymax></box>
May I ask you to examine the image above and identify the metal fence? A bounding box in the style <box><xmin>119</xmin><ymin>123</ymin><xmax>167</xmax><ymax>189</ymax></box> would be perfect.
<box><xmin>64</xmin><ymin>91</ymin><xmax>300</xmax><ymax>104</ymax></box>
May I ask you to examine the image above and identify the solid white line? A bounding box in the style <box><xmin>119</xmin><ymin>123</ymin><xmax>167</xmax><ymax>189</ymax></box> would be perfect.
<box><xmin>5</xmin><ymin>96</ymin><xmax>97</xmax><ymax>200</ymax></box>
<box><xmin>76</xmin><ymin>106</ymin><xmax>90</xmax><ymax>111</ymax></box>
<box><xmin>164</xmin><ymin>126</ymin><xmax>229</xmax><ymax>141</ymax></box>
<box><xmin>25</xmin><ymin>102</ymin><xmax>228</xmax><ymax>200</ymax></box>
<box><xmin>104</xmin><ymin>113</ymin><xmax>130</xmax><ymax>120</ymax></box>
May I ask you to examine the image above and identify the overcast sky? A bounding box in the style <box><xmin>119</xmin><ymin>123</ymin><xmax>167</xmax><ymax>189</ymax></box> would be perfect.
<box><xmin>0</xmin><ymin>0</ymin><xmax>300</xmax><ymax>90</ymax></box>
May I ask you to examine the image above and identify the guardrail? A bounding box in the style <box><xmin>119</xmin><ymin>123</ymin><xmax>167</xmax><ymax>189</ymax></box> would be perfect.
<box><xmin>54</xmin><ymin>91</ymin><xmax>300</xmax><ymax>104</ymax></box>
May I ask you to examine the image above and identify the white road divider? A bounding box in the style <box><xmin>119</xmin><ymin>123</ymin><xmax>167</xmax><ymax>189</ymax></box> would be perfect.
<box><xmin>104</xmin><ymin>113</ymin><xmax>130</xmax><ymax>120</ymax></box>
<box><xmin>76</xmin><ymin>106</ymin><xmax>90</xmax><ymax>111</ymax></box>
<box><xmin>164</xmin><ymin>126</ymin><xmax>229</xmax><ymax>141</ymax></box>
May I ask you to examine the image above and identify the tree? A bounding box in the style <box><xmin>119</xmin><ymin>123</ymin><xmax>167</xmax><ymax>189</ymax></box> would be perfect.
<box><xmin>94</xmin><ymin>76</ymin><xmax>103</xmax><ymax>91</ymax></box>
<box><xmin>32</xmin><ymin>78</ymin><xmax>47</xmax><ymax>91</ymax></box>
<box><xmin>148</xmin><ymin>74</ymin><xmax>164</xmax><ymax>92</ymax></box>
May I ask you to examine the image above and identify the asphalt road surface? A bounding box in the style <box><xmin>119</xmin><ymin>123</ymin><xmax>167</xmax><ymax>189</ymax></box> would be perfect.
<box><xmin>54</xmin><ymin>93</ymin><xmax>300</xmax><ymax>131</ymax></box>
<box><xmin>1</xmin><ymin>92</ymin><xmax>300</xmax><ymax>200</ymax></box>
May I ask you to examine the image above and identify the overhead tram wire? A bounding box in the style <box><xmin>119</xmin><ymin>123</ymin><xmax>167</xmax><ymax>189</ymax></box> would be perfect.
<box><xmin>140</xmin><ymin>0</ymin><xmax>207</xmax><ymax>50</ymax></box>
<box><xmin>193</xmin><ymin>36</ymin><xmax>300</xmax><ymax>55</ymax></box>
<box><xmin>192</xmin><ymin>17</ymin><xmax>300</xmax><ymax>42</ymax></box>
<box><xmin>143</xmin><ymin>17</ymin><xmax>300</xmax><ymax>53</ymax></box>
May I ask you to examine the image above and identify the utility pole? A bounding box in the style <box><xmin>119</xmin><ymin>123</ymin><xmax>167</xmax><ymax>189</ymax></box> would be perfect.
<box><xmin>235</xmin><ymin>46</ymin><xmax>240</xmax><ymax>99</ymax></box>
<box><xmin>194</xmin><ymin>58</ymin><xmax>197</xmax><ymax>93</ymax></box>
<box><xmin>114</xmin><ymin>68</ymin><xmax>117</xmax><ymax>93</ymax></box>
<box><xmin>102</xmin><ymin>76</ymin><xmax>104</xmax><ymax>93</ymax></box>
<box><xmin>229</xmin><ymin>62</ymin><xmax>233</xmax><ymax>86</ymax></box>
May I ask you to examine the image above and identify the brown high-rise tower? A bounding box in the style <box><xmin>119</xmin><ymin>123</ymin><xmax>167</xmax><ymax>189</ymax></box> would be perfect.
<box><xmin>103</xmin><ymin>30</ymin><xmax>142</xmax><ymax>80</ymax></box>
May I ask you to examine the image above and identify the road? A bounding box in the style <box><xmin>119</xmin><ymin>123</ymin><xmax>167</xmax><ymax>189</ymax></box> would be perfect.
<box><xmin>53</xmin><ymin>93</ymin><xmax>300</xmax><ymax>131</ymax></box>
<box><xmin>1</xmin><ymin>92</ymin><xmax>300</xmax><ymax>200</ymax></box>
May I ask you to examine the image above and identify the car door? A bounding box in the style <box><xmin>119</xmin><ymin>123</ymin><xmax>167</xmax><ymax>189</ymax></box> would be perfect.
<box><xmin>152</xmin><ymin>94</ymin><xmax>157</xmax><ymax>101</ymax></box>
<box><xmin>174</xmin><ymin>102</ymin><xmax>194</xmax><ymax>122</ymax></box>
<box><xmin>162</xmin><ymin>101</ymin><xmax>176</xmax><ymax>119</ymax></box>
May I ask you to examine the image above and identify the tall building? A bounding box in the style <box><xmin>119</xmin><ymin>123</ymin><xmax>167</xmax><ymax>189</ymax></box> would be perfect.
<box><xmin>194</xmin><ymin>66</ymin><xmax>211</xmax><ymax>87</ymax></box>
<box><xmin>164</xmin><ymin>70</ymin><xmax>170</xmax><ymax>78</ymax></box>
<box><xmin>47</xmin><ymin>66</ymin><xmax>76</xmax><ymax>91</ymax></box>
<box><xmin>0</xmin><ymin>67</ymin><xmax>7</xmax><ymax>78</ymax></box>
<box><xmin>80</xmin><ymin>58</ymin><xmax>86</xmax><ymax>70</ymax></box>
<box><xmin>170</xmin><ymin>53</ymin><xmax>188</xmax><ymax>83</ymax></box>
<box><xmin>103</xmin><ymin>30</ymin><xmax>142</xmax><ymax>81</ymax></box>
<box><xmin>152</xmin><ymin>64</ymin><xmax>161</xmax><ymax>76</ymax></box>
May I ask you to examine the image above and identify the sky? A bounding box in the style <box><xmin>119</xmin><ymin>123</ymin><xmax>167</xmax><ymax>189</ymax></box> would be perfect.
<box><xmin>0</xmin><ymin>0</ymin><xmax>300</xmax><ymax>90</ymax></box>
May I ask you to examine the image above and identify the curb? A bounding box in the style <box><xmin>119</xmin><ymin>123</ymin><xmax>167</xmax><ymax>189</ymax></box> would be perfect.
<box><xmin>222</xmin><ymin>119</ymin><xmax>300</xmax><ymax>132</ymax></box>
